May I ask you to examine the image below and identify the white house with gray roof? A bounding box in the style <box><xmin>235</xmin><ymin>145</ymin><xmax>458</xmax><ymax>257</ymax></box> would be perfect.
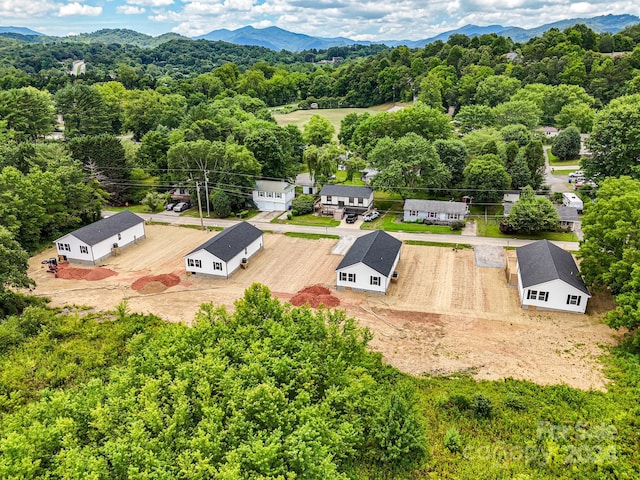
<box><xmin>403</xmin><ymin>199</ymin><xmax>468</xmax><ymax>224</ymax></box>
<box><xmin>184</xmin><ymin>222</ymin><xmax>263</xmax><ymax>278</ymax></box>
<box><xmin>516</xmin><ymin>240</ymin><xmax>590</xmax><ymax>313</ymax></box>
<box><xmin>252</xmin><ymin>180</ymin><xmax>295</xmax><ymax>212</ymax></box>
<box><xmin>320</xmin><ymin>185</ymin><xmax>374</xmax><ymax>213</ymax></box>
<box><xmin>335</xmin><ymin>230</ymin><xmax>401</xmax><ymax>294</ymax></box>
<box><xmin>53</xmin><ymin>210</ymin><xmax>145</xmax><ymax>265</ymax></box>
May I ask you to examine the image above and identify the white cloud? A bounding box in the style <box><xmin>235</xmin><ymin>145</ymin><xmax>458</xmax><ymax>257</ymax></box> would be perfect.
<box><xmin>127</xmin><ymin>0</ymin><xmax>174</xmax><ymax>6</ymax></box>
<box><xmin>117</xmin><ymin>5</ymin><xmax>146</xmax><ymax>14</ymax></box>
<box><xmin>58</xmin><ymin>2</ymin><xmax>103</xmax><ymax>17</ymax></box>
<box><xmin>0</xmin><ymin>0</ymin><xmax>58</xmax><ymax>18</ymax></box>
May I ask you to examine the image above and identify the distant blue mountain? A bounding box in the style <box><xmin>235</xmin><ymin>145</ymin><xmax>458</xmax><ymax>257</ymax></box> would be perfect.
<box><xmin>0</xmin><ymin>26</ymin><xmax>44</xmax><ymax>36</ymax></box>
<box><xmin>196</xmin><ymin>14</ymin><xmax>640</xmax><ymax>51</ymax></box>
<box><xmin>195</xmin><ymin>26</ymin><xmax>363</xmax><ymax>51</ymax></box>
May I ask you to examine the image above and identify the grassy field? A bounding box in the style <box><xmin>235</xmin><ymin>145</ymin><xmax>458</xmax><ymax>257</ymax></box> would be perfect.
<box><xmin>362</xmin><ymin>213</ymin><xmax>462</xmax><ymax>234</ymax></box>
<box><xmin>272</xmin><ymin>103</ymin><xmax>409</xmax><ymax>133</ymax></box>
<box><xmin>284</xmin><ymin>232</ymin><xmax>340</xmax><ymax>240</ymax></box>
<box><xmin>272</xmin><ymin>213</ymin><xmax>340</xmax><ymax>227</ymax></box>
<box><xmin>476</xmin><ymin>218</ymin><xmax>579</xmax><ymax>241</ymax></box>
<box><xmin>334</xmin><ymin>170</ymin><xmax>366</xmax><ymax>186</ymax></box>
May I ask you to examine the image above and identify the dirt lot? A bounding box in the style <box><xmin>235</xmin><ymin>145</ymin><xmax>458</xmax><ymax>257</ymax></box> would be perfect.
<box><xmin>29</xmin><ymin>224</ymin><xmax>620</xmax><ymax>391</ymax></box>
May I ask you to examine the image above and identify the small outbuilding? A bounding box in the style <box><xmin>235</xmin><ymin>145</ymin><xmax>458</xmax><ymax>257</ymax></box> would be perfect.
<box><xmin>54</xmin><ymin>210</ymin><xmax>145</xmax><ymax>264</ymax></box>
<box><xmin>252</xmin><ymin>180</ymin><xmax>295</xmax><ymax>211</ymax></box>
<box><xmin>403</xmin><ymin>199</ymin><xmax>468</xmax><ymax>225</ymax></box>
<box><xmin>184</xmin><ymin>222</ymin><xmax>263</xmax><ymax>278</ymax></box>
<box><xmin>516</xmin><ymin>240</ymin><xmax>590</xmax><ymax>313</ymax></box>
<box><xmin>335</xmin><ymin>230</ymin><xmax>401</xmax><ymax>294</ymax></box>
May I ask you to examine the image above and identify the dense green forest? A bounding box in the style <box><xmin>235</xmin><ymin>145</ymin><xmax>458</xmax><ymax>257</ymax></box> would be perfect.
<box><xmin>2</xmin><ymin>23</ymin><xmax>640</xmax><ymax>478</ymax></box>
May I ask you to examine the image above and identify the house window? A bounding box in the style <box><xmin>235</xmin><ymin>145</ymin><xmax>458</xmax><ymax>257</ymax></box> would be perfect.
<box><xmin>267</xmin><ymin>192</ymin><xmax>273</xmax><ymax>198</ymax></box>
<box><xmin>428</xmin><ymin>212</ymin><xmax>437</xmax><ymax>219</ymax></box>
<box><xmin>358</xmin><ymin>197</ymin><xmax>363</xmax><ymax>204</ymax></box>
<box><xmin>349</xmin><ymin>197</ymin><xmax>354</xmax><ymax>204</ymax></box>
<box><xmin>58</xmin><ymin>243</ymin><xmax>71</xmax><ymax>252</ymax></box>
<box><xmin>188</xmin><ymin>258</ymin><xmax>202</xmax><ymax>268</ymax></box>
<box><xmin>348</xmin><ymin>273</ymin><xmax>356</xmax><ymax>282</ymax></box>
<box><xmin>259</xmin><ymin>191</ymin><xmax>265</xmax><ymax>197</ymax></box>
<box><xmin>567</xmin><ymin>295</ymin><xmax>581</xmax><ymax>306</ymax></box>
<box><xmin>339</xmin><ymin>272</ymin><xmax>347</xmax><ymax>281</ymax></box>
<box><xmin>213</xmin><ymin>262</ymin><xmax>222</xmax><ymax>271</ymax></box>
<box><xmin>326</xmin><ymin>196</ymin><xmax>332</xmax><ymax>203</ymax></box>
<box><xmin>118</xmin><ymin>233</ymin><xmax>122</xmax><ymax>241</ymax></box>
<box><xmin>409</xmin><ymin>210</ymin><xmax>418</xmax><ymax>216</ymax></box>
<box><xmin>80</xmin><ymin>246</ymin><xmax>88</xmax><ymax>254</ymax></box>
<box><xmin>527</xmin><ymin>290</ymin><xmax>549</xmax><ymax>301</ymax></box>
<box><xmin>370</xmin><ymin>276</ymin><xmax>380</xmax><ymax>286</ymax></box>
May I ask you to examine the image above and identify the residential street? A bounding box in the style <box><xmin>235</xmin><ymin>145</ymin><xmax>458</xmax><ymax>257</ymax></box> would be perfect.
<box><xmin>119</xmin><ymin>210</ymin><xmax>580</xmax><ymax>251</ymax></box>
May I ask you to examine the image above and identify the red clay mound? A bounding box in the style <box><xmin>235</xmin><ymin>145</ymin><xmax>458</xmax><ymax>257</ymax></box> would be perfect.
<box><xmin>132</xmin><ymin>273</ymin><xmax>180</xmax><ymax>292</ymax></box>
<box><xmin>290</xmin><ymin>285</ymin><xmax>340</xmax><ymax>308</ymax></box>
<box><xmin>56</xmin><ymin>263</ymin><xmax>117</xmax><ymax>281</ymax></box>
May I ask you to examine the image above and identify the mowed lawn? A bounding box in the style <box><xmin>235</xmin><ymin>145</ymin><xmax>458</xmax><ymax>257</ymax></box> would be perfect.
<box><xmin>272</xmin><ymin>103</ymin><xmax>409</xmax><ymax>133</ymax></box>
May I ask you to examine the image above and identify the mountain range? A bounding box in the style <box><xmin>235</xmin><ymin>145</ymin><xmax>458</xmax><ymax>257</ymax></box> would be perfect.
<box><xmin>1</xmin><ymin>14</ymin><xmax>639</xmax><ymax>51</ymax></box>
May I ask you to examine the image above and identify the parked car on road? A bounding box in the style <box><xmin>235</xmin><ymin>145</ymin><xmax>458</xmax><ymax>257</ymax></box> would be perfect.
<box><xmin>173</xmin><ymin>201</ymin><xmax>191</xmax><ymax>212</ymax></box>
<box><xmin>363</xmin><ymin>210</ymin><xmax>379</xmax><ymax>222</ymax></box>
<box><xmin>345</xmin><ymin>213</ymin><xmax>358</xmax><ymax>224</ymax></box>
<box><xmin>165</xmin><ymin>202</ymin><xmax>176</xmax><ymax>211</ymax></box>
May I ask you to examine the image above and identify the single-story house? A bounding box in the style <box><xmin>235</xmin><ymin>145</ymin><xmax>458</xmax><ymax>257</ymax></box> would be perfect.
<box><xmin>295</xmin><ymin>173</ymin><xmax>318</xmax><ymax>195</ymax></box>
<box><xmin>252</xmin><ymin>180</ymin><xmax>295</xmax><ymax>211</ymax></box>
<box><xmin>335</xmin><ymin>230</ymin><xmax>401</xmax><ymax>294</ymax></box>
<box><xmin>184</xmin><ymin>222</ymin><xmax>263</xmax><ymax>278</ymax></box>
<box><xmin>516</xmin><ymin>240</ymin><xmax>590</xmax><ymax>313</ymax></box>
<box><xmin>361</xmin><ymin>168</ymin><xmax>379</xmax><ymax>185</ymax></box>
<box><xmin>54</xmin><ymin>210</ymin><xmax>146</xmax><ymax>265</ymax></box>
<box><xmin>555</xmin><ymin>205</ymin><xmax>580</xmax><ymax>232</ymax></box>
<box><xmin>538</xmin><ymin>126</ymin><xmax>559</xmax><ymax>138</ymax></box>
<box><xmin>319</xmin><ymin>185</ymin><xmax>374</xmax><ymax>213</ymax></box>
<box><xmin>403</xmin><ymin>199</ymin><xmax>468</xmax><ymax>225</ymax></box>
<box><xmin>169</xmin><ymin>185</ymin><xmax>191</xmax><ymax>203</ymax></box>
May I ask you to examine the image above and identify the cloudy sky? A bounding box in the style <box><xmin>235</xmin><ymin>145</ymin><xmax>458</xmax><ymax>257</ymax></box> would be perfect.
<box><xmin>1</xmin><ymin>0</ymin><xmax>639</xmax><ymax>40</ymax></box>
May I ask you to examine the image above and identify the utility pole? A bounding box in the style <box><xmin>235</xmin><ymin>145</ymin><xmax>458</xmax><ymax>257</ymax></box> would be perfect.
<box><xmin>204</xmin><ymin>170</ymin><xmax>210</xmax><ymax>217</ymax></box>
<box><xmin>195</xmin><ymin>180</ymin><xmax>205</xmax><ymax>230</ymax></box>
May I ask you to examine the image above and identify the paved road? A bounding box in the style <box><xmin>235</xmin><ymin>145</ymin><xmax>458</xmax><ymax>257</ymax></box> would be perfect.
<box><xmin>543</xmin><ymin>146</ymin><xmax>580</xmax><ymax>193</ymax></box>
<box><xmin>117</xmin><ymin>210</ymin><xmax>580</xmax><ymax>251</ymax></box>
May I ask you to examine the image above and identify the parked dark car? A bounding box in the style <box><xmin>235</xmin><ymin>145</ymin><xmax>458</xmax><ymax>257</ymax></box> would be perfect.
<box><xmin>345</xmin><ymin>213</ymin><xmax>358</xmax><ymax>224</ymax></box>
<box><xmin>173</xmin><ymin>201</ymin><xmax>191</xmax><ymax>212</ymax></box>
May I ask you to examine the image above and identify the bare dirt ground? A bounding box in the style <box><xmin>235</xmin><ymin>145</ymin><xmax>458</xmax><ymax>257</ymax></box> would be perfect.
<box><xmin>28</xmin><ymin>224</ymin><xmax>620</xmax><ymax>391</ymax></box>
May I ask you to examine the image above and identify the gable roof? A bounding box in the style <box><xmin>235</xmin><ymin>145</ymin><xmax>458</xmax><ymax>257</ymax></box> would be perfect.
<box><xmin>404</xmin><ymin>199</ymin><xmax>468</xmax><ymax>215</ymax></box>
<box><xmin>57</xmin><ymin>210</ymin><xmax>144</xmax><ymax>246</ymax></box>
<box><xmin>516</xmin><ymin>240</ymin><xmax>590</xmax><ymax>295</ymax></box>
<box><xmin>320</xmin><ymin>184</ymin><xmax>373</xmax><ymax>199</ymax></box>
<box><xmin>254</xmin><ymin>180</ymin><xmax>294</xmax><ymax>193</ymax></box>
<box><xmin>336</xmin><ymin>230</ymin><xmax>402</xmax><ymax>277</ymax></box>
<box><xmin>186</xmin><ymin>222</ymin><xmax>263</xmax><ymax>262</ymax></box>
<box><xmin>555</xmin><ymin>205</ymin><xmax>580</xmax><ymax>222</ymax></box>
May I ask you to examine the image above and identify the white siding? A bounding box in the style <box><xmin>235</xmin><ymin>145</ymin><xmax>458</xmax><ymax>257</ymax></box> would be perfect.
<box><xmin>321</xmin><ymin>193</ymin><xmax>373</xmax><ymax>209</ymax></box>
<box><xmin>185</xmin><ymin>235</ymin><xmax>264</xmax><ymax>279</ymax></box>
<box><xmin>403</xmin><ymin>210</ymin><xmax>464</xmax><ymax>223</ymax></box>
<box><xmin>253</xmin><ymin>187</ymin><xmax>295</xmax><ymax>211</ymax></box>
<box><xmin>336</xmin><ymin>252</ymin><xmax>399</xmax><ymax>294</ymax></box>
<box><xmin>56</xmin><ymin>222</ymin><xmax>145</xmax><ymax>264</ymax></box>
<box><xmin>517</xmin><ymin>275</ymin><xmax>588</xmax><ymax>314</ymax></box>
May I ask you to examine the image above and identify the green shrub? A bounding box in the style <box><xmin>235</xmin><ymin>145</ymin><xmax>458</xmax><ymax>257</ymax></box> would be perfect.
<box><xmin>449</xmin><ymin>394</ymin><xmax>471</xmax><ymax>411</ymax></box>
<box><xmin>444</xmin><ymin>427</ymin><xmax>463</xmax><ymax>453</ymax></box>
<box><xmin>505</xmin><ymin>394</ymin><xmax>528</xmax><ymax>411</ymax></box>
<box><xmin>291</xmin><ymin>194</ymin><xmax>315</xmax><ymax>216</ymax></box>
<box><xmin>451</xmin><ymin>220</ymin><xmax>465</xmax><ymax>231</ymax></box>
<box><xmin>472</xmin><ymin>393</ymin><xmax>494</xmax><ymax>419</ymax></box>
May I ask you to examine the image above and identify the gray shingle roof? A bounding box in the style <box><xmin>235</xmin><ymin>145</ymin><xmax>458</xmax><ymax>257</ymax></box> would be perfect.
<box><xmin>60</xmin><ymin>210</ymin><xmax>144</xmax><ymax>246</ymax></box>
<box><xmin>516</xmin><ymin>240</ymin><xmax>590</xmax><ymax>295</ymax></box>
<box><xmin>186</xmin><ymin>222</ymin><xmax>263</xmax><ymax>262</ymax></box>
<box><xmin>320</xmin><ymin>184</ymin><xmax>373</xmax><ymax>198</ymax></box>
<box><xmin>255</xmin><ymin>180</ymin><xmax>294</xmax><ymax>193</ymax></box>
<box><xmin>404</xmin><ymin>199</ymin><xmax>468</xmax><ymax>215</ymax></box>
<box><xmin>336</xmin><ymin>230</ymin><xmax>402</xmax><ymax>276</ymax></box>
<box><xmin>555</xmin><ymin>205</ymin><xmax>580</xmax><ymax>222</ymax></box>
